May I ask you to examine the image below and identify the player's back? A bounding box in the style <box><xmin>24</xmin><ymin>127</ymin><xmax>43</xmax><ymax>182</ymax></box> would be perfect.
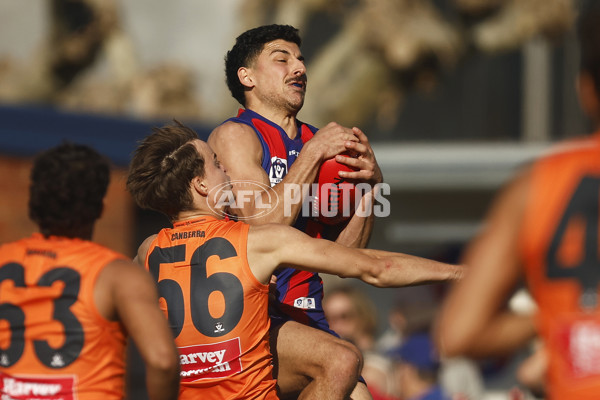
<box><xmin>145</xmin><ymin>216</ymin><xmax>277</xmax><ymax>400</ymax></box>
<box><xmin>520</xmin><ymin>132</ymin><xmax>600</xmax><ymax>399</ymax></box>
<box><xmin>0</xmin><ymin>233</ymin><xmax>127</xmax><ymax>400</ymax></box>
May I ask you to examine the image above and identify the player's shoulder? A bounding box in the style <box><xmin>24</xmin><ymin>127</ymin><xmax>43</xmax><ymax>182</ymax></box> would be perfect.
<box><xmin>134</xmin><ymin>234</ymin><xmax>158</xmax><ymax>266</ymax></box>
<box><xmin>209</xmin><ymin>120</ymin><xmax>259</xmax><ymax>145</ymax></box>
<box><xmin>540</xmin><ymin>133</ymin><xmax>600</xmax><ymax>162</ymax></box>
<box><xmin>208</xmin><ymin>121</ymin><xmax>263</xmax><ymax>161</ymax></box>
<box><xmin>98</xmin><ymin>257</ymin><xmax>158</xmax><ymax>305</ymax></box>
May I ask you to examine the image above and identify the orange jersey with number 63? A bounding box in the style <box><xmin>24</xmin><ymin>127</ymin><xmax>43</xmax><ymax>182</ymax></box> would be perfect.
<box><xmin>0</xmin><ymin>233</ymin><xmax>127</xmax><ymax>400</ymax></box>
<box><xmin>145</xmin><ymin>216</ymin><xmax>277</xmax><ymax>400</ymax></box>
<box><xmin>520</xmin><ymin>132</ymin><xmax>600</xmax><ymax>399</ymax></box>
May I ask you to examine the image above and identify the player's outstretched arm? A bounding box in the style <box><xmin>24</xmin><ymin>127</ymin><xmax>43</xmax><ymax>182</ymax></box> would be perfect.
<box><xmin>247</xmin><ymin>223</ymin><xmax>465</xmax><ymax>286</ymax></box>
<box><xmin>96</xmin><ymin>259</ymin><xmax>180</xmax><ymax>400</ymax></box>
<box><xmin>435</xmin><ymin>169</ymin><xmax>537</xmax><ymax>359</ymax></box>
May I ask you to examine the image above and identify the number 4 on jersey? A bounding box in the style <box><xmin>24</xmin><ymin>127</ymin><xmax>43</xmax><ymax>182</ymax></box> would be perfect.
<box><xmin>547</xmin><ymin>176</ymin><xmax>600</xmax><ymax>308</ymax></box>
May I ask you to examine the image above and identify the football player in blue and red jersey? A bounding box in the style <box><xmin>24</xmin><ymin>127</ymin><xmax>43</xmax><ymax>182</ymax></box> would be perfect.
<box><xmin>208</xmin><ymin>24</ymin><xmax>383</xmax><ymax>399</ymax></box>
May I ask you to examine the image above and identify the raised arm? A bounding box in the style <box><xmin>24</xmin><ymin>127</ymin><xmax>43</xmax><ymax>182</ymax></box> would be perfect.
<box><xmin>435</xmin><ymin>169</ymin><xmax>537</xmax><ymax>359</ymax></box>
<box><xmin>322</xmin><ymin>127</ymin><xmax>383</xmax><ymax>248</ymax></box>
<box><xmin>247</xmin><ymin>223</ymin><xmax>464</xmax><ymax>286</ymax></box>
<box><xmin>95</xmin><ymin>259</ymin><xmax>179</xmax><ymax>400</ymax></box>
<box><xmin>208</xmin><ymin>120</ymin><xmax>357</xmax><ymax>226</ymax></box>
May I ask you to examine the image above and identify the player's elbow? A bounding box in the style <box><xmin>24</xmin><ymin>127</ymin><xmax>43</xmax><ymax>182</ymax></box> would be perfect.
<box><xmin>359</xmin><ymin>259</ymin><xmax>391</xmax><ymax>287</ymax></box>
<box><xmin>145</xmin><ymin>342</ymin><xmax>180</xmax><ymax>377</ymax></box>
<box><xmin>435</xmin><ymin>324</ymin><xmax>473</xmax><ymax>358</ymax></box>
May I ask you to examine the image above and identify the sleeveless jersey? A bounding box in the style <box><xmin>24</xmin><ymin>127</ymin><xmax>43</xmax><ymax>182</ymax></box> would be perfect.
<box><xmin>225</xmin><ymin>109</ymin><xmax>331</xmax><ymax>330</ymax></box>
<box><xmin>0</xmin><ymin>233</ymin><xmax>127</xmax><ymax>400</ymax></box>
<box><xmin>145</xmin><ymin>216</ymin><xmax>276</xmax><ymax>400</ymax></box>
<box><xmin>519</xmin><ymin>132</ymin><xmax>600</xmax><ymax>399</ymax></box>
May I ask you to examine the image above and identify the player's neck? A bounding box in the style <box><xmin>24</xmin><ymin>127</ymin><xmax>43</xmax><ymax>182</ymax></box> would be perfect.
<box><xmin>176</xmin><ymin>207</ymin><xmax>221</xmax><ymax>222</ymax></box>
<box><xmin>247</xmin><ymin>104</ymin><xmax>299</xmax><ymax>139</ymax></box>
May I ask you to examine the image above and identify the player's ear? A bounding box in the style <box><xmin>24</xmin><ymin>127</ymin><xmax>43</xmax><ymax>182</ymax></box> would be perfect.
<box><xmin>577</xmin><ymin>72</ymin><xmax>600</xmax><ymax>121</ymax></box>
<box><xmin>238</xmin><ymin>67</ymin><xmax>254</xmax><ymax>88</ymax></box>
<box><xmin>192</xmin><ymin>177</ymin><xmax>209</xmax><ymax>197</ymax></box>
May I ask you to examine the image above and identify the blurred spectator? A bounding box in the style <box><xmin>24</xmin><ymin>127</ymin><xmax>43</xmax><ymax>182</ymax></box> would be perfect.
<box><xmin>324</xmin><ymin>285</ymin><xmax>397</xmax><ymax>399</ymax></box>
<box><xmin>376</xmin><ymin>288</ymin><xmax>439</xmax><ymax>354</ymax></box>
<box><xmin>323</xmin><ymin>285</ymin><xmax>378</xmax><ymax>350</ymax></box>
<box><xmin>388</xmin><ymin>334</ymin><xmax>451</xmax><ymax>400</ymax></box>
<box><xmin>373</xmin><ymin>286</ymin><xmax>484</xmax><ymax>399</ymax></box>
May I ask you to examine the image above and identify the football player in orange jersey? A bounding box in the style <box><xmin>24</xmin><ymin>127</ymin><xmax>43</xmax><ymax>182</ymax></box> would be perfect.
<box><xmin>0</xmin><ymin>143</ymin><xmax>179</xmax><ymax>400</ymax></box>
<box><xmin>126</xmin><ymin>121</ymin><xmax>464</xmax><ymax>400</ymax></box>
<box><xmin>436</xmin><ymin>1</ymin><xmax>600</xmax><ymax>399</ymax></box>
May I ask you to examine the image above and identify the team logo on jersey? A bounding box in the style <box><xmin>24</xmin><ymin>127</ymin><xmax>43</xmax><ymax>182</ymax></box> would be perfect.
<box><xmin>293</xmin><ymin>297</ymin><xmax>316</xmax><ymax>310</ymax></box>
<box><xmin>269</xmin><ymin>157</ymin><xmax>288</xmax><ymax>185</ymax></box>
<box><xmin>214</xmin><ymin>322</ymin><xmax>225</xmax><ymax>333</ymax></box>
<box><xmin>50</xmin><ymin>353</ymin><xmax>66</xmax><ymax>368</ymax></box>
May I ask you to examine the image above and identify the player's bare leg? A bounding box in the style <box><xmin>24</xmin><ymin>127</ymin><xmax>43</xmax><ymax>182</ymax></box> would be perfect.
<box><xmin>271</xmin><ymin>320</ymin><xmax>363</xmax><ymax>400</ymax></box>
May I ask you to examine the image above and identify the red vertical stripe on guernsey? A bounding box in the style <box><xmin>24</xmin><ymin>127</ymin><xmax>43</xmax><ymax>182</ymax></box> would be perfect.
<box><xmin>253</xmin><ymin>119</ymin><xmax>288</xmax><ymax>159</ymax></box>
<box><xmin>300</xmin><ymin>124</ymin><xmax>315</xmax><ymax>144</ymax></box>
<box><xmin>281</xmin><ymin>271</ymin><xmax>313</xmax><ymax>325</ymax></box>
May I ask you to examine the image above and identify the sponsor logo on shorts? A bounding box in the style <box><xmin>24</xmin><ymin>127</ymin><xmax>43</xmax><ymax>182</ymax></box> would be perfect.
<box><xmin>178</xmin><ymin>338</ymin><xmax>242</xmax><ymax>382</ymax></box>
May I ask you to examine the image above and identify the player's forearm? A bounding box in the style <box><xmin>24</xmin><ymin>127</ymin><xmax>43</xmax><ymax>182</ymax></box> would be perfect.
<box><xmin>145</xmin><ymin>363</ymin><xmax>180</xmax><ymax>400</ymax></box>
<box><xmin>335</xmin><ymin>214</ymin><xmax>373</xmax><ymax>248</ymax></box>
<box><xmin>359</xmin><ymin>249</ymin><xmax>465</xmax><ymax>287</ymax></box>
<box><xmin>140</xmin><ymin>331</ymin><xmax>180</xmax><ymax>400</ymax></box>
<box><xmin>242</xmin><ymin>151</ymin><xmax>322</xmax><ymax>226</ymax></box>
<box><xmin>439</xmin><ymin>312</ymin><xmax>535</xmax><ymax>359</ymax></box>
<box><xmin>335</xmin><ymin>190</ymin><xmax>376</xmax><ymax>248</ymax></box>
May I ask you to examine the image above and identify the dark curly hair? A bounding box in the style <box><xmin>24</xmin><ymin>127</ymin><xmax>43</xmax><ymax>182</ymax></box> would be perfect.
<box><xmin>29</xmin><ymin>142</ymin><xmax>110</xmax><ymax>239</ymax></box>
<box><xmin>127</xmin><ymin>120</ymin><xmax>205</xmax><ymax>220</ymax></box>
<box><xmin>225</xmin><ymin>24</ymin><xmax>301</xmax><ymax>106</ymax></box>
<box><xmin>578</xmin><ymin>0</ymin><xmax>600</xmax><ymax>98</ymax></box>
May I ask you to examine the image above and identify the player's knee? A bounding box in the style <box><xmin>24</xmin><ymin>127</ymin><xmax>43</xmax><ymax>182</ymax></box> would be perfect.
<box><xmin>324</xmin><ymin>340</ymin><xmax>363</xmax><ymax>379</ymax></box>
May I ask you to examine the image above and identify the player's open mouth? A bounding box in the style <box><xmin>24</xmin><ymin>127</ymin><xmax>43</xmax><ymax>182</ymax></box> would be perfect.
<box><xmin>289</xmin><ymin>81</ymin><xmax>305</xmax><ymax>89</ymax></box>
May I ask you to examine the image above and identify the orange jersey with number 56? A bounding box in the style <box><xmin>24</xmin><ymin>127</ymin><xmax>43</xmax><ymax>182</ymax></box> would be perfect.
<box><xmin>520</xmin><ymin>132</ymin><xmax>600</xmax><ymax>399</ymax></box>
<box><xmin>0</xmin><ymin>233</ymin><xmax>127</xmax><ymax>400</ymax></box>
<box><xmin>145</xmin><ymin>216</ymin><xmax>277</xmax><ymax>400</ymax></box>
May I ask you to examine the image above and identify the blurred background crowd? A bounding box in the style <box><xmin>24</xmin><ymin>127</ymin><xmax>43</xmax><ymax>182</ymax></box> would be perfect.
<box><xmin>0</xmin><ymin>0</ymin><xmax>589</xmax><ymax>399</ymax></box>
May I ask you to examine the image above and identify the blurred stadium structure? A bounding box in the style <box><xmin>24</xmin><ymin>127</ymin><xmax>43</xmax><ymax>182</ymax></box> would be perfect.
<box><xmin>0</xmin><ymin>0</ymin><xmax>587</xmax><ymax>253</ymax></box>
<box><xmin>0</xmin><ymin>1</ymin><xmax>590</xmax><ymax>398</ymax></box>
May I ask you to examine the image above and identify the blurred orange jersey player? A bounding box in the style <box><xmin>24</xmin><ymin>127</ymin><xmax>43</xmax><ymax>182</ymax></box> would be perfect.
<box><xmin>437</xmin><ymin>2</ymin><xmax>600</xmax><ymax>399</ymax></box>
<box><xmin>0</xmin><ymin>143</ymin><xmax>179</xmax><ymax>400</ymax></box>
